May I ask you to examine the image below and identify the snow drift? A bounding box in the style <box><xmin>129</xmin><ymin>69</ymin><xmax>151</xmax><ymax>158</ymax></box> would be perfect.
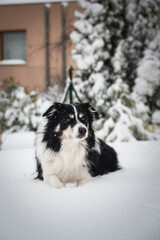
<box><xmin>0</xmin><ymin>133</ymin><xmax>160</xmax><ymax>240</ymax></box>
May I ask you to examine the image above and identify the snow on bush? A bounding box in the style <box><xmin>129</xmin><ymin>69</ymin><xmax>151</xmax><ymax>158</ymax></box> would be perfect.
<box><xmin>95</xmin><ymin>78</ymin><xmax>154</xmax><ymax>142</ymax></box>
<box><xmin>152</xmin><ymin>111</ymin><xmax>160</xmax><ymax>125</ymax></box>
<box><xmin>70</xmin><ymin>0</ymin><xmax>160</xmax><ymax>141</ymax></box>
<box><xmin>0</xmin><ymin>78</ymin><xmax>61</xmax><ymax>133</ymax></box>
<box><xmin>133</xmin><ymin>33</ymin><xmax>160</xmax><ymax>124</ymax></box>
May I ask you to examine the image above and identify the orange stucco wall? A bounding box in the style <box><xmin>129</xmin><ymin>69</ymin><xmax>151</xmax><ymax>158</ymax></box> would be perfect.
<box><xmin>0</xmin><ymin>2</ymin><xmax>78</xmax><ymax>92</ymax></box>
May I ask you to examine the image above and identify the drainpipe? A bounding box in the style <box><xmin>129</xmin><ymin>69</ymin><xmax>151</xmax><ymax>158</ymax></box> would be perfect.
<box><xmin>45</xmin><ymin>3</ymin><xmax>51</xmax><ymax>91</ymax></box>
<box><xmin>61</xmin><ymin>2</ymin><xmax>67</xmax><ymax>88</ymax></box>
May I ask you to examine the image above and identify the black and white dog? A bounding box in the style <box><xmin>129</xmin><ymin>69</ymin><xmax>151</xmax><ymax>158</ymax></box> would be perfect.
<box><xmin>35</xmin><ymin>102</ymin><xmax>120</xmax><ymax>188</ymax></box>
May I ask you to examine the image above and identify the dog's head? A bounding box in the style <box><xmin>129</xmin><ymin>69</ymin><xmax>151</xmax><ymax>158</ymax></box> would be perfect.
<box><xmin>43</xmin><ymin>102</ymin><xmax>98</xmax><ymax>141</ymax></box>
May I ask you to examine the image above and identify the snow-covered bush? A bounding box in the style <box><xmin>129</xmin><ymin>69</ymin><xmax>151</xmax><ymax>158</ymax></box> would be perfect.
<box><xmin>70</xmin><ymin>0</ymin><xmax>126</xmax><ymax>116</ymax></box>
<box><xmin>95</xmin><ymin>78</ymin><xmax>154</xmax><ymax>142</ymax></box>
<box><xmin>0</xmin><ymin>78</ymin><xmax>61</xmax><ymax>133</ymax></box>
<box><xmin>133</xmin><ymin>33</ymin><xmax>160</xmax><ymax>125</ymax></box>
<box><xmin>71</xmin><ymin>0</ymin><xmax>159</xmax><ymax>93</ymax></box>
<box><xmin>122</xmin><ymin>0</ymin><xmax>159</xmax><ymax>87</ymax></box>
<box><xmin>70</xmin><ymin>0</ymin><xmax>159</xmax><ymax>141</ymax></box>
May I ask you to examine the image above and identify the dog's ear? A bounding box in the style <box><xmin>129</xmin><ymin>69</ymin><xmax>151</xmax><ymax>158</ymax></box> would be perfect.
<box><xmin>42</xmin><ymin>102</ymin><xmax>60</xmax><ymax>117</ymax></box>
<box><xmin>84</xmin><ymin>103</ymin><xmax>99</xmax><ymax>119</ymax></box>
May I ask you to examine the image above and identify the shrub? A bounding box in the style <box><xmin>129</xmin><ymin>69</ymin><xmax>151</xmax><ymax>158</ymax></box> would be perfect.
<box><xmin>0</xmin><ymin>77</ymin><xmax>54</xmax><ymax>133</ymax></box>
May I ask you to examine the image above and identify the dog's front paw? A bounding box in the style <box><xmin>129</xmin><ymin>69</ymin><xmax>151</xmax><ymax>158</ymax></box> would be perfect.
<box><xmin>77</xmin><ymin>176</ymin><xmax>94</xmax><ymax>187</ymax></box>
<box><xmin>77</xmin><ymin>178</ymin><xmax>90</xmax><ymax>187</ymax></box>
<box><xmin>47</xmin><ymin>175</ymin><xmax>64</xmax><ymax>189</ymax></box>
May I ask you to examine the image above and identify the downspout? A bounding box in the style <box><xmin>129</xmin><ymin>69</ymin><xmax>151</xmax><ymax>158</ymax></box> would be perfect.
<box><xmin>45</xmin><ymin>3</ymin><xmax>51</xmax><ymax>91</ymax></box>
<box><xmin>61</xmin><ymin>2</ymin><xmax>67</xmax><ymax>88</ymax></box>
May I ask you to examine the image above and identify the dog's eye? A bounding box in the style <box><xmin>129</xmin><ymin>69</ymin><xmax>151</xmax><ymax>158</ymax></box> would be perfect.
<box><xmin>81</xmin><ymin>117</ymin><xmax>85</xmax><ymax>121</ymax></box>
<box><xmin>79</xmin><ymin>114</ymin><xmax>85</xmax><ymax>121</ymax></box>
<box><xmin>79</xmin><ymin>113</ymin><xmax>84</xmax><ymax>118</ymax></box>
<box><xmin>69</xmin><ymin>114</ymin><xmax>74</xmax><ymax>119</ymax></box>
<box><xmin>66</xmin><ymin>114</ymin><xmax>74</xmax><ymax>122</ymax></box>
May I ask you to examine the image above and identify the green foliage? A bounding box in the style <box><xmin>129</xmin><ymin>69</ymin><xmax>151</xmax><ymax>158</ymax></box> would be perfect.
<box><xmin>1</xmin><ymin>77</ymin><xmax>21</xmax><ymax>95</ymax></box>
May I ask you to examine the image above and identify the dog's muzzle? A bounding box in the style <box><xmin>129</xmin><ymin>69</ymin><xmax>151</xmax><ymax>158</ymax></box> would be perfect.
<box><xmin>78</xmin><ymin>127</ymin><xmax>87</xmax><ymax>139</ymax></box>
<box><xmin>73</xmin><ymin>123</ymin><xmax>88</xmax><ymax>140</ymax></box>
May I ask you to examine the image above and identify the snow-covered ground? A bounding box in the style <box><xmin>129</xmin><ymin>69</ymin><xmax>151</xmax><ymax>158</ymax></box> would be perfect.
<box><xmin>0</xmin><ymin>133</ymin><xmax>160</xmax><ymax>240</ymax></box>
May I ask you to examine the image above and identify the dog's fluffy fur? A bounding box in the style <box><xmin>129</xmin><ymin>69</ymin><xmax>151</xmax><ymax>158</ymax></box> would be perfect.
<box><xmin>35</xmin><ymin>102</ymin><xmax>120</xmax><ymax>188</ymax></box>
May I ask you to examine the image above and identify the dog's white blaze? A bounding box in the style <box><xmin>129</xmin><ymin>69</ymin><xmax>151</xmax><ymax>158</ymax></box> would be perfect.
<box><xmin>72</xmin><ymin>105</ymin><xmax>88</xmax><ymax>139</ymax></box>
<box><xmin>72</xmin><ymin>104</ymin><xmax>80</xmax><ymax>123</ymax></box>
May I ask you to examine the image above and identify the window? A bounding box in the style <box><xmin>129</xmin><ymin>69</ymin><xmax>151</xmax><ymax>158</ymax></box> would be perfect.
<box><xmin>0</xmin><ymin>31</ymin><xmax>27</xmax><ymax>62</ymax></box>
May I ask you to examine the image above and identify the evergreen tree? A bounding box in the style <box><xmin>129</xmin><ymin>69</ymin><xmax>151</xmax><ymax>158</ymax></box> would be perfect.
<box><xmin>71</xmin><ymin>0</ymin><xmax>126</xmax><ymax>116</ymax></box>
<box><xmin>123</xmin><ymin>0</ymin><xmax>159</xmax><ymax>87</ymax></box>
<box><xmin>71</xmin><ymin>0</ymin><xmax>159</xmax><ymax>106</ymax></box>
<box><xmin>70</xmin><ymin>0</ymin><xmax>159</xmax><ymax>141</ymax></box>
<box><xmin>95</xmin><ymin>78</ymin><xmax>153</xmax><ymax>142</ymax></box>
<box><xmin>133</xmin><ymin>32</ymin><xmax>160</xmax><ymax>124</ymax></box>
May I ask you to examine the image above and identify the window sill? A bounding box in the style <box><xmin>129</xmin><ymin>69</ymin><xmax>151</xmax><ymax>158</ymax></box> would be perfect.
<box><xmin>0</xmin><ymin>59</ymin><xmax>27</xmax><ymax>65</ymax></box>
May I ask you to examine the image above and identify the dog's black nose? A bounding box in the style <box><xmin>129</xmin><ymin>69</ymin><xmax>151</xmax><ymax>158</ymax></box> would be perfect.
<box><xmin>78</xmin><ymin>127</ymin><xmax>86</xmax><ymax>136</ymax></box>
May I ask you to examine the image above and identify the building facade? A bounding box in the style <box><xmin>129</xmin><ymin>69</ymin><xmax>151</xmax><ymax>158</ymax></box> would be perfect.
<box><xmin>0</xmin><ymin>0</ymin><xmax>78</xmax><ymax>91</ymax></box>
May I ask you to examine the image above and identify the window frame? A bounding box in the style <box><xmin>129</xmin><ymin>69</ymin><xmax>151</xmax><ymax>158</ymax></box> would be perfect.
<box><xmin>0</xmin><ymin>31</ymin><xmax>4</xmax><ymax>61</ymax></box>
<box><xmin>0</xmin><ymin>30</ymin><xmax>27</xmax><ymax>64</ymax></box>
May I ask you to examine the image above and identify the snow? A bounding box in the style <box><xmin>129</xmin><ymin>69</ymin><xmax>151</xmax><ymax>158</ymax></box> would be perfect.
<box><xmin>74</xmin><ymin>20</ymin><xmax>93</xmax><ymax>35</ymax></box>
<box><xmin>134</xmin><ymin>32</ymin><xmax>160</xmax><ymax>98</ymax></box>
<box><xmin>0</xmin><ymin>132</ymin><xmax>160</xmax><ymax>240</ymax></box>
<box><xmin>152</xmin><ymin>111</ymin><xmax>160</xmax><ymax>125</ymax></box>
<box><xmin>71</xmin><ymin>0</ymin><xmax>160</xmax><ymax>142</ymax></box>
<box><xmin>92</xmin><ymin>38</ymin><xmax>104</xmax><ymax>50</ymax></box>
<box><xmin>0</xmin><ymin>59</ymin><xmax>26</xmax><ymax>65</ymax></box>
<box><xmin>90</xmin><ymin>73</ymin><xmax>105</xmax><ymax>95</ymax></box>
<box><xmin>2</xmin><ymin>131</ymin><xmax>35</xmax><ymax>150</ymax></box>
<box><xmin>70</xmin><ymin>31</ymin><xmax>82</xmax><ymax>44</ymax></box>
<box><xmin>72</xmin><ymin>54</ymin><xmax>88</xmax><ymax>70</ymax></box>
<box><xmin>0</xmin><ymin>83</ymin><xmax>56</xmax><ymax>132</ymax></box>
<box><xmin>94</xmin><ymin>60</ymin><xmax>104</xmax><ymax>72</ymax></box>
<box><xmin>89</xmin><ymin>3</ymin><xmax>103</xmax><ymax>17</ymax></box>
<box><xmin>98</xmin><ymin>98</ymin><xmax>153</xmax><ymax>142</ymax></box>
<box><xmin>112</xmin><ymin>40</ymin><xmax>125</xmax><ymax>73</ymax></box>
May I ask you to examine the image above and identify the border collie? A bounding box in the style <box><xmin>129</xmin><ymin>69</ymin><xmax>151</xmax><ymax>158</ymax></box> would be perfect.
<box><xmin>35</xmin><ymin>102</ymin><xmax>120</xmax><ymax>188</ymax></box>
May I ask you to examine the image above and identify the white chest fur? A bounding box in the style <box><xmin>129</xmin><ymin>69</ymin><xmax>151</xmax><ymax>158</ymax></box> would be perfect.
<box><xmin>56</xmin><ymin>139</ymin><xmax>88</xmax><ymax>182</ymax></box>
<box><xmin>37</xmin><ymin>138</ymin><xmax>92</xmax><ymax>185</ymax></box>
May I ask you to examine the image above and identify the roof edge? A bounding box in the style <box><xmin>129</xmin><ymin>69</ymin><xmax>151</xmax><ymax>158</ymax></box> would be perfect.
<box><xmin>0</xmin><ymin>0</ymin><xmax>75</xmax><ymax>6</ymax></box>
